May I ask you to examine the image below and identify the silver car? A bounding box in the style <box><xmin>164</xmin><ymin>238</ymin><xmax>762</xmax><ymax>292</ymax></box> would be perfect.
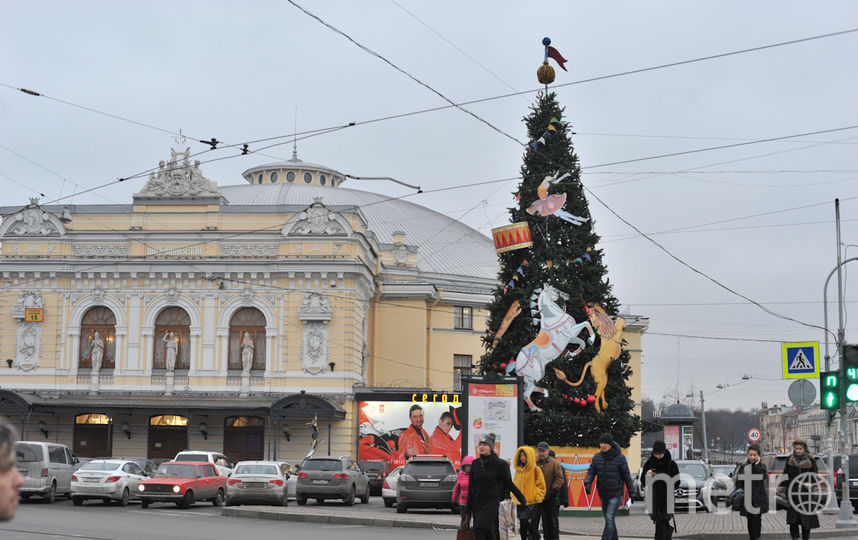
<box><xmin>382</xmin><ymin>466</ymin><xmax>403</xmax><ymax>508</ymax></box>
<box><xmin>16</xmin><ymin>441</ymin><xmax>78</xmax><ymax>503</ymax></box>
<box><xmin>226</xmin><ymin>461</ymin><xmax>288</xmax><ymax>506</ymax></box>
<box><xmin>71</xmin><ymin>459</ymin><xmax>148</xmax><ymax>506</ymax></box>
<box><xmin>295</xmin><ymin>456</ymin><xmax>370</xmax><ymax>506</ymax></box>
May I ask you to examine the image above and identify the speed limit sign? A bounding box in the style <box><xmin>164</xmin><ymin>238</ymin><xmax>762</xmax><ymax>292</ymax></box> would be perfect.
<box><xmin>747</xmin><ymin>428</ymin><xmax>761</xmax><ymax>442</ymax></box>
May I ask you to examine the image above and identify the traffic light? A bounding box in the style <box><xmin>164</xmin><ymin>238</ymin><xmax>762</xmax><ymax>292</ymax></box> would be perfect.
<box><xmin>844</xmin><ymin>344</ymin><xmax>858</xmax><ymax>403</ymax></box>
<box><xmin>820</xmin><ymin>371</ymin><xmax>840</xmax><ymax>410</ymax></box>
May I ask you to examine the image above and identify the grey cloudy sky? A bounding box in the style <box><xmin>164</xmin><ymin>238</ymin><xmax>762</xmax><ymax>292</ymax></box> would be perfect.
<box><xmin>2</xmin><ymin>1</ymin><xmax>857</xmax><ymax>411</ymax></box>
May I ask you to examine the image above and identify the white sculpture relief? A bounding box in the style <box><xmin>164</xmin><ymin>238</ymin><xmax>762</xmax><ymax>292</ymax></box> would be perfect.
<box><xmin>72</xmin><ymin>244</ymin><xmax>130</xmax><ymax>257</ymax></box>
<box><xmin>90</xmin><ymin>331</ymin><xmax>104</xmax><ymax>371</ymax></box>
<box><xmin>163</xmin><ymin>331</ymin><xmax>178</xmax><ymax>372</ymax></box>
<box><xmin>241</xmin><ymin>288</ymin><xmax>254</xmax><ymax>305</ymax></box>
<box><xmin>166</xmin><ymin>287</ymin><xmax>179</xmax><ymax>305</ymax></box>
<box><xmin>12</xmin><ymin>290</ymin><xmax>44</xmax><ymax>318</ymax></box>
<box><xmin>394</xmin><ymin>243</ymin><xmax>409</xmax><ymax>265</ymax></box>
<box><xmin>286</xmin><ymin>198</ymin><xmax>346</xmax><ymax>236</ymax></box>
<box><xmin>219</xmin><ymin>243</ymin><xmax>278</xmax><ymax>257</ymax></box>
<box><xmin>241</xmin><ymin>332</ymin><xmax>254</xmax><ymax>374</ymax></box>
<box><xmin>13</xmin><ymin>290</ymin><xmax>44</xmax><ymax>370</ymax></box>
<box><xmin>298</xmin><ymin>292</ymin><xmax>332</xmax><ymax>317</ymax></box>
<box><xmin>135</xmin><ymin>135</ymin><xmax>222</xmax><ymax>198</ymax></box>
<box><xmin>302</xmin><ymin>322</ymin><xmax>328</xmax><ymax>374</ymax></box>
<box><xmin>0</xmin><ymin>198</ymin><xmax>63</xmax><ymax>237</ymax></box>
<box><xmin>92</xmin><ymin>288</ymin><xmax>105</xmax><ymax>303</ymax></box>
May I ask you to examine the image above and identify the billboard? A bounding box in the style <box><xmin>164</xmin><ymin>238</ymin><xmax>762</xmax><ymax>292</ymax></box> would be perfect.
<box><xmin>663</xmin><ymin>425</ymin><xmax>680</xmax><ymax>460</ymax></box>
<box><xmin>357</xmin><ymin>392</ymin><xmax>462</xmax><ymax>468</ymax></box>
<box><xmin>460</xmin><ymin>375</ymin><xmax>523</xmax><ymax>465</ymax></box>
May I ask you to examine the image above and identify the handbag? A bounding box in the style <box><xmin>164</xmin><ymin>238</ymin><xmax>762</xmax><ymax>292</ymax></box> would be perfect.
<box><xmin>729</xmin><ymin>488</ymin><xmax>744</xmax><ymax>512</ymax></box>
<box><xmin>516</xmin><ymin>504</ymin><xmax>536</xmax><ymax>522</ymax></box>
<box><xmin>457</xmin><ymin>513</ymin><xmax>474</xmax><ymax>540</ymax></box>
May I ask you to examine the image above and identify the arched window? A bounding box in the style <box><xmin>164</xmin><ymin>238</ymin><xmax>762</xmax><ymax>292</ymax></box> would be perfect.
<box><xmin>228</xmin><ymin>307</ymin><xmax>266</xmax><ymax>370</ymax></box>
<box><xmin>79</xmin><ymin>306</ymin><xmax>116</xmax><ymax>369</ymax></box>
<box><xmin>286</xmin><ymin>171</ymin><xmax>295</xmax><ymax>183</ymax></box>
<box><xmin>303</xmin><ymin>172</ymin><xmax>312</xmax><ymax>184</ymax></box>
<box><xmin>154</xmin><ymin>307</ymin><xmax>191</xmax><ymax>370</ymax></box>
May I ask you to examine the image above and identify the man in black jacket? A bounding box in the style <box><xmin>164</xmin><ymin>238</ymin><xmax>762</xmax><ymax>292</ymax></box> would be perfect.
<box><xmin>584</xmin><ymin>433</ymin><xmax>634</xmax><ymax>540</ymax></box>
<box><xmin>466</xmin><ymin>433</ymin><xmax>526</xmax><ymax>540</ymax></box>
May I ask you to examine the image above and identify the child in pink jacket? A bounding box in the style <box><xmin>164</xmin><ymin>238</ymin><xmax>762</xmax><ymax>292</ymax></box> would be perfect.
<box><xmin>452</xmin><ymin>455</ymin><xmax>473</xmax><ymax>517</ymax></box>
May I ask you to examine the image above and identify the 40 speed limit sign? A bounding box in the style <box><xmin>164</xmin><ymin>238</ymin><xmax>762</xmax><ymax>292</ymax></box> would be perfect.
<box><xmin>747</xmin><ymin>428</ymin><xmax>761</xmax><ymax>442</ymax></box>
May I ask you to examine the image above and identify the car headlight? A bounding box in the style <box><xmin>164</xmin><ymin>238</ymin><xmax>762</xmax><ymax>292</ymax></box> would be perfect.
<box><xmin>138</xmin><ymin>485</ymin><xmax>145</xmax><ymax>492</ymax></box>
<box><xmin>172</xmin><ymin>485</ymin><xmax>181</xmax><ymax>493</ymax></box>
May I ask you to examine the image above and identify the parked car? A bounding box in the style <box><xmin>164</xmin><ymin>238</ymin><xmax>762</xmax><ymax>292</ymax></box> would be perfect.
<box><xmin>396</xmin><ymin>455</ymin><xmax>457</xmax><ymax>514</ymax></box>
<box><xmin>137</xmin><ymin>461</ymin><xmax>226</xmax><ymax>509</ymax></box>
<box><xmin>295</xmin><ymin>456</ymin><xmax>370</xmax><ymax>506</ymax></box>
<box><xmin>16</xmin><ymin>441</ymin><xmax>78</xmax><ymax>503</ymax></box>
<box><xmin>758</xmin><ymin>453</ymin><xmax>828</xmax><ymax>510</ymax></box>
<box><xmin>382</xmin><ymin>466</ymin><xmax>403</xmax><ymax>507</ymax></box>
<box><xmin>674</xmin><ymin>460</ymin><xmax>712</xmax><ymax>512</ymax></box>
<box><xmin>71</xmin><ymin>459</ymin><xmax>149</xmax><ymax>506</ymax></box>
<box><xmin>830</xmin><ymin>454</ymin><xmax>857</xmax><ymax>511</ymax></box>
<box><xmin>709</xmin><ymin>464</ymin><xmax>736</xmax><ymax>502</ymax></box>
<box><xmin>226</xmin><ymin>461</ymin><xmax>288</xmax><ymax>506</ymax></box>
<box><xmin>278</xmin><ymin>462</ymin><xmax>298</xmax><ymax>500</ymax></box>
<box><xmin>360</xmin><ymin>460</ymin><xmax>391</xmax><ymax>496</ymax></box>
<box><xmin>173</xmin><ymin>450</ymin><xmax>234</xmax><ymax>476</ymax></box>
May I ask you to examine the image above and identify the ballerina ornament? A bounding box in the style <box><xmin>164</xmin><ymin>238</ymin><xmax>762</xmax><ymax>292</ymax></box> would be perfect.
<box><xmin>526</xmin><ymin>173</ymin><xmax>589</xmax><ymax>226</ymax></box>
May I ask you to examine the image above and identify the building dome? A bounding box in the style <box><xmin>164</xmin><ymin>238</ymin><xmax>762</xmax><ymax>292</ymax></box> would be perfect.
<box><xmin>241</xmin><ymin>151</ymin><xmax>346</xmax><ymax>188</ymax></box>
<box><xmin>220</xmin><ymin>176</ymin><xmax>498</xmax><ymax>281</ymax></box>
<box><xmin>662</xmin><ymin>402</ymin><xmax>695</xmax><ymax>423</ymax></box>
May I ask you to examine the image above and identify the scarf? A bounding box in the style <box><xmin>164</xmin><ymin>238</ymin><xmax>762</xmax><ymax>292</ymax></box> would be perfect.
<box><xmin>787</xmin><ymin>452</ymin><xmax>813</xmax><ymax>470</ymax></box>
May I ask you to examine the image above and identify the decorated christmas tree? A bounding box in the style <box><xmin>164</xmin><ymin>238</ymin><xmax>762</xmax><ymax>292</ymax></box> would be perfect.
<box><xmin>481</xmin><ymin>90</ymin><xmax>640</xmax><ymax>447</ymax></box>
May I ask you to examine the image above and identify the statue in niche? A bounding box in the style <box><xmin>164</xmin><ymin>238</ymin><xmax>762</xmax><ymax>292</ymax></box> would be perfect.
<box><xmin>163</xmin><ymin>331</ymin><xmax>178</xmax><ymax>372</ymax></box>
<box><xmin>90</xmin><ymin>331</ymin><xmax>104</xmax><ymax>371</ymax></box>
<box><xmin>241</xmin><ymin>332</ymin><xmax>254</xmax><ymax>374</ymax></box>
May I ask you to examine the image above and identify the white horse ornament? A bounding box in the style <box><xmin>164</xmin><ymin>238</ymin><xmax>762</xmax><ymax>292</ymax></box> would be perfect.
<box><xmin>505</xmin><ymin>284</ymin><xmax>595</xmax><ymax>412</ymax></box>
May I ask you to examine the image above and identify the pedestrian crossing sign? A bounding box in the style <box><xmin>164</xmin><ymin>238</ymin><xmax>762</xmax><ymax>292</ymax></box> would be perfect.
<box><xmin>782</xmin><ymin>341</ymin><xmax>819</xmax><ymax>379</ymax></box>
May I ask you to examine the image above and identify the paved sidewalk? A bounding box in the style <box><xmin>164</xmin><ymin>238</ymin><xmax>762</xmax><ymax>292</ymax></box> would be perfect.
<box><xmin>223</xmin><ymin>500</ymin><xmax>857</xmax><ymax>539</ymax></box>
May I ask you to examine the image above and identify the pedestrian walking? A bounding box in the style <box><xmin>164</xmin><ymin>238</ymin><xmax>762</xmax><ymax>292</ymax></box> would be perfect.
<box><xmin>453</xmin><ymin>455</ymin><xmax>474</xmax><ymax>517</ymax></box>
<box><xmin>784</xmin><ymin>439</ymin><xmax>819</xmax><ymax>540</ymax></box>
<box><xmin>734</xmin><ymin>444</ymin><xmax>768</xmax><ymax>540</ymax></box>
<box><xmin>512</xmin><ymin>446</ymin><xmax>545</xmax><ymax>540</ymax></box>
<box><xmin>466</xmin><ymin>433</ymin><xmax>527</xmax><ymax>540</ymax></box>
<box><xmin>0</xmin><ymin>417</ymin><xmax>25</xmax><ymax>521</ymax></box>
<box><xmin>584</xmin><ymin>433</ymin><xmax>634</xmax><ymax>540</ymax></box>
<box><xmin>536</xmin><ymin>442</ymin><xmax>564</xmax><ymax>540</ymax></box>
<box><xmin>641</xmin><ymin>441</ymin><xmax>679</xmax><ymax>540</ymax></box>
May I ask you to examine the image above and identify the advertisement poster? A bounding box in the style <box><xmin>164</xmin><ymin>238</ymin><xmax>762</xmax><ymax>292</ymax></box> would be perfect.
<box><xmin>357</xmin><ymin>394</ymin><xmax>462</xmax><ymax>468</ymax></box>
<box><xmin>681</xmin><ymin>425</ymin><xmax>694</xmax><ymax>460</ymax></box>
<box><xmin>663</xmin><ymin>425</ymin><xmax>680</xmax><ymax>460</ymax></box>
<box><xmin>461</xmin><ymin>376</ymin><xmax>522</xmax><ymax>465</ymax></box>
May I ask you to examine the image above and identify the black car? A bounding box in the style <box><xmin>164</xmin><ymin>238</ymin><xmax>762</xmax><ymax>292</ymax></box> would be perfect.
<box><xmin>396</xmin><ymin>455</ymin><xmax>457</xmax><ymax>514</ymax></box>
<box><xmin>833</xmin><ymin>454</ymin><xmax>858</xmax><ymax>512</ymax></box>
<box><xmin>360</xmin><ymin>460</ymin><xmax>391</xmax><ymax>496</ymax></box>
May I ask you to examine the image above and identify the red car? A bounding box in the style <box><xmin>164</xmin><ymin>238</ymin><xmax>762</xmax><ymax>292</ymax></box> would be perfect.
<box><xmin>137</xmin><ymin>461</ymin><xmax>226</xmax><ymax>509</ymax></box>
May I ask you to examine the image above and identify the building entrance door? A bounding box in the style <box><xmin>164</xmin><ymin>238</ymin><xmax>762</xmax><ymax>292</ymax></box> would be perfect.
<box><xmin>73</xmin><ymin>414</ymin><xmax>112</xmax><ymax>457</ymax></box>
<box><xmin>223</xmin><ymin>416</ymin><xmax>265</xmax><ymax>462</ymax></box>
<box><xmin>148</xmin><ymin>415</ymin><xmax>188</xmax><ymax>459</ymax></box>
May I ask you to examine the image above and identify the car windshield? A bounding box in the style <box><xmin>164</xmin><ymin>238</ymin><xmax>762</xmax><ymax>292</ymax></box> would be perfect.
<box><xmin>79</xmin><ymin>461</ymin><xmax>121</xmax><ymax>471</ymax></box>
<box><xmin>155</xmin><ymin>464</ymin><xmax>196</xmax><ymax>478</ymax></box>
<box><xmin>15</xmin><ymin>443</ymin><xmax>44</xmax><ymax>463</ymax></box>
<box><xmin>405</xmin><ymin>462</ymin><xmax>454</xmax><ymax>476</ymax></box>
<box><xmin>301</xmin><ymin>459</ymin><xmax>343</xmax><ymax>472</ymax></box>
<box><xmin>678</xmin><ymin>463</ymin><xmax>707</xmax><ymax>481</ymax></box>
<box><xmin>174</xmin><ymin>453</ymin><xmax>208</xmax><ymax>462</ymax></box>
<box><xmin>235</xmin><ymin>464</ymin><xmax>278</xmax><ymax>475</ymax></box>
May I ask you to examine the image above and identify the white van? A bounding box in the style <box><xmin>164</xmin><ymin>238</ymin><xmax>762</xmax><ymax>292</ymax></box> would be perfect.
<box><xmin>16</xmin><ymin>441</ymin><xmax>78</xmax><ymax>502</ymax></box>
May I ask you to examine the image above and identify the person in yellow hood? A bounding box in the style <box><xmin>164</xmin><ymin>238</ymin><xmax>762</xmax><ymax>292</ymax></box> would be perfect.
<box><xmin>512</xmin><ymin>446</ymin><xmax>546</xmax><ymax>540</ymax></box>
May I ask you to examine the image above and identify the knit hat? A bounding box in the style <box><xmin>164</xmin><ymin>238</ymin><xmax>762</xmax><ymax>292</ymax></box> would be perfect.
<box><xmin>599</xmin><ymin>432</ymin><xmax>614</xmax><ymax>445</ymax></box>
<box><xmin>536</xmin><ymin>441</ymin><xmax>550</xmax><ymax>451</ymax></box>
<box><xmin>478</xmin><ymin>433</ymin><xmax>496</xmax><ymax>449</ymax></box>
<box><xmin>652</xmin><ymin>441</ymin><xmax>667</xmax><ymax>454</ymax></box>
<box><xmin>461</xmin><ymin>455</ymin><xmax>474</xmax><ymax>467</ymax></box>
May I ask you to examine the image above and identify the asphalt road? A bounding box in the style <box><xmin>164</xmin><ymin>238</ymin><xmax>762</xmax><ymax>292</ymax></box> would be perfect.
<box><xmin>4</xmin><ymin>497</ymin><xmax>463</xmax><ymax>540</ymax></box>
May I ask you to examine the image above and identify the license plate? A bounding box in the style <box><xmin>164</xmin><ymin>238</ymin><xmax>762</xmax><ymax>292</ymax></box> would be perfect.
<box><xmin>312</xmin><ymin>480</ymin><xmax>328</xmax><ymax>485</ymax></box>
<box><xmin>82</xmin><ymin>478</ymin><xmax>100</xmax><ymax>483</ymax></box>
<box><xmin>244</xmin><ymin>482</ymin><xmax>265</xmax><ymax>488</ymax></box>
<box><xmin>419</xmin><ymin>482</ymin><xmax>439</xmax><ymax>488</ymax></box>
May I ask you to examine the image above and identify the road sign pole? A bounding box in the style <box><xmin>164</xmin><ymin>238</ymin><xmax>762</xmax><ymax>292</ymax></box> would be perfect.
<box><xmin>700</xmin><ymin>390</ymin><xmax>709</xmax><ymax>464</ymax></box>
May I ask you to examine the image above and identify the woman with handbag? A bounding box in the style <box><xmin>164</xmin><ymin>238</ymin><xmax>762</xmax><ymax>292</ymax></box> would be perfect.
<box><xmin>735</xmin><ymin>444</ymin><xmax>768</xmax><ymax>540</ymax></box>
<box><xmin>466</xmin><ymin>433</ymin><xmax>527</xmax><ymax>540</ymax></box>
<box><xmin>784</xmin><ymin>440</ymin><xmax>819</xmax><ymax>540</ymax></box>
<box><xmin>641</xmin><ymin>441</ymin><xmax>679</xmax><ymax>540</ymax></box>
<box><xmin>511</xmin><ymin>446</ymin><xmax>545</xmax><ymax>540</ymax></box>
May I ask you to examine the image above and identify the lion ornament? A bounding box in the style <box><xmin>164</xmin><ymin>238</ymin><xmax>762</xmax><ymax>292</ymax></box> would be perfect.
<box><xmin>554</xmin><ymin>303</ymin><xmax>625</xmax><ymax>413</ymax></box>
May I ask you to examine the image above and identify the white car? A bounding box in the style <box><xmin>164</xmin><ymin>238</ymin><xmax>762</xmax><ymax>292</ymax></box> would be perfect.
<box><xmin>277</xmin><ymin>462</ymin><xmax>299</xmax><ymax>500</ymax></box>
<box><xmin>226</xmin><ymin>461</ymin><xmax>288</xmax><ymax>506</ymax></box>
<box><xmin>71</xmin><ymin>459</ymin><xmax>149</xmax><ymax>506</ymax></box>
<box><xmin>382</xmin><ymin>466</ymin><xmax>403</xmax><ymax>508</ymax></box>
<box><xmin>173</xmin><ymin>450</ymin><xmax>234</xmax><ymax>476</ymax></box>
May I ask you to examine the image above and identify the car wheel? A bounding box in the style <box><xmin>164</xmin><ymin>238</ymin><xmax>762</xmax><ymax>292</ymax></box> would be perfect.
<box><xmin>212</xmin><ymin>489</ymin><xmax>224</xmax><ymax>507</ymax></box>
<box><xmin>141</xmin><ymin>500</ymin><xmax>149</xmax><ymax>509</ymax></box>
<box><xmin>360</xmin><ymin>486</ymin><xmax>369</xmax><ymax>504</ymax></box>
<box><xmin>296</xmin><ymin>494</ymin><xmax>307</xmax><ymax>506</ymax></box>
<box><xmin>118</xmin><ymin>488</ymin><xmax>130</xmax><ymax>507</ymax></box>
<box><xmin>384</xmin><ymin>497</ymin><xmax>394</xmax><ymax>508</ymax></box>
<box><xmin>396</xmin><ymin>502</ymin><xmax>407</xmax><ymax>513</ymax></box>
<box><xmin>72</xmin><ymin>496</ymin><xmax>83</xmax><ymax>506</ymax></box>
<box><xmin>178</xmin><ymin>490</ymin><xmax>193</xmax><ymax>509</ymax></box>
<box><xmin>316</xmin><ymin>498</ymin><xmax>324</xmax><ymax>504</ymax></box>
<box><xmin>44</xmin><ymin>482</ymin><xmax>56</xmax><ymax>504</ymax></box>
<box><xmin>344</xmin><ymin>486</ymin><xmax>355</xmax><ymax>506</ymax></box>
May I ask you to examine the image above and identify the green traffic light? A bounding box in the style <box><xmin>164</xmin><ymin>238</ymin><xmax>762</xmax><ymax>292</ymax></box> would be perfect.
<box><xmin>824</xmin><ymin>391</ymin><xmax>838</xmax><ymax>408</ymax></box>
<box><xmin>847</xmin><ymin>384</ymin><xmax>858</xmax><ymax>403</ymax></box>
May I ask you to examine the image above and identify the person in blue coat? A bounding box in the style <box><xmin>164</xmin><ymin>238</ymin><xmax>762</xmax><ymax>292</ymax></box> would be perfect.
<box><xmin>584</xmin><ymin>433</ymin><xmax>634</xmax><ymax>540</ymax></box>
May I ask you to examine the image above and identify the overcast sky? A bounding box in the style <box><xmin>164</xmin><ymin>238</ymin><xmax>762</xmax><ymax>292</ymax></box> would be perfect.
<box><xmin>2</xmin><ymin>1</ymin><xmax>856</xmax><ymax>411</ymax></box>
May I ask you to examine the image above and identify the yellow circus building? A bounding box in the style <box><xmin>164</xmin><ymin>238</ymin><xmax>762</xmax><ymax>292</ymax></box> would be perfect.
<box><xmin>0</xmin><ymin>138</ymin><xmax>647</xmax><ymax>469</ymax></box>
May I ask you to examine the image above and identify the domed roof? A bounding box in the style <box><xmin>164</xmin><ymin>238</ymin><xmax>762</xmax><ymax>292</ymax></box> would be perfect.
<box><xmin>219</xmin><ymin>182</ymin><xmax>498</xmax><ymax>281</ymax></box>
<box><xmin>241</xmin><ymin>152</ymin><xmax>346</xmax><ymax>188</ymax></box>
<box><xmin>662</xmin><ymin>402</ymin><xmax>695</xmax><ymax>423</ymax></box>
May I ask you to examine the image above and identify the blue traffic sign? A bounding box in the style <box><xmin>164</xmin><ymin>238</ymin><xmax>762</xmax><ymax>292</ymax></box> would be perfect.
<box><xmin>782</xmin><ymin>341</ymin><xmax>819</xmax><ymax>379</ymax></box>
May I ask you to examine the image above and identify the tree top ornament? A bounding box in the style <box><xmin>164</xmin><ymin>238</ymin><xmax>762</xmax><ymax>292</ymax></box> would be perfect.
<box><xmin>537</xmin><ymin>37</ymin><xmax>568</xmax><ymax>87</ymax></box>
